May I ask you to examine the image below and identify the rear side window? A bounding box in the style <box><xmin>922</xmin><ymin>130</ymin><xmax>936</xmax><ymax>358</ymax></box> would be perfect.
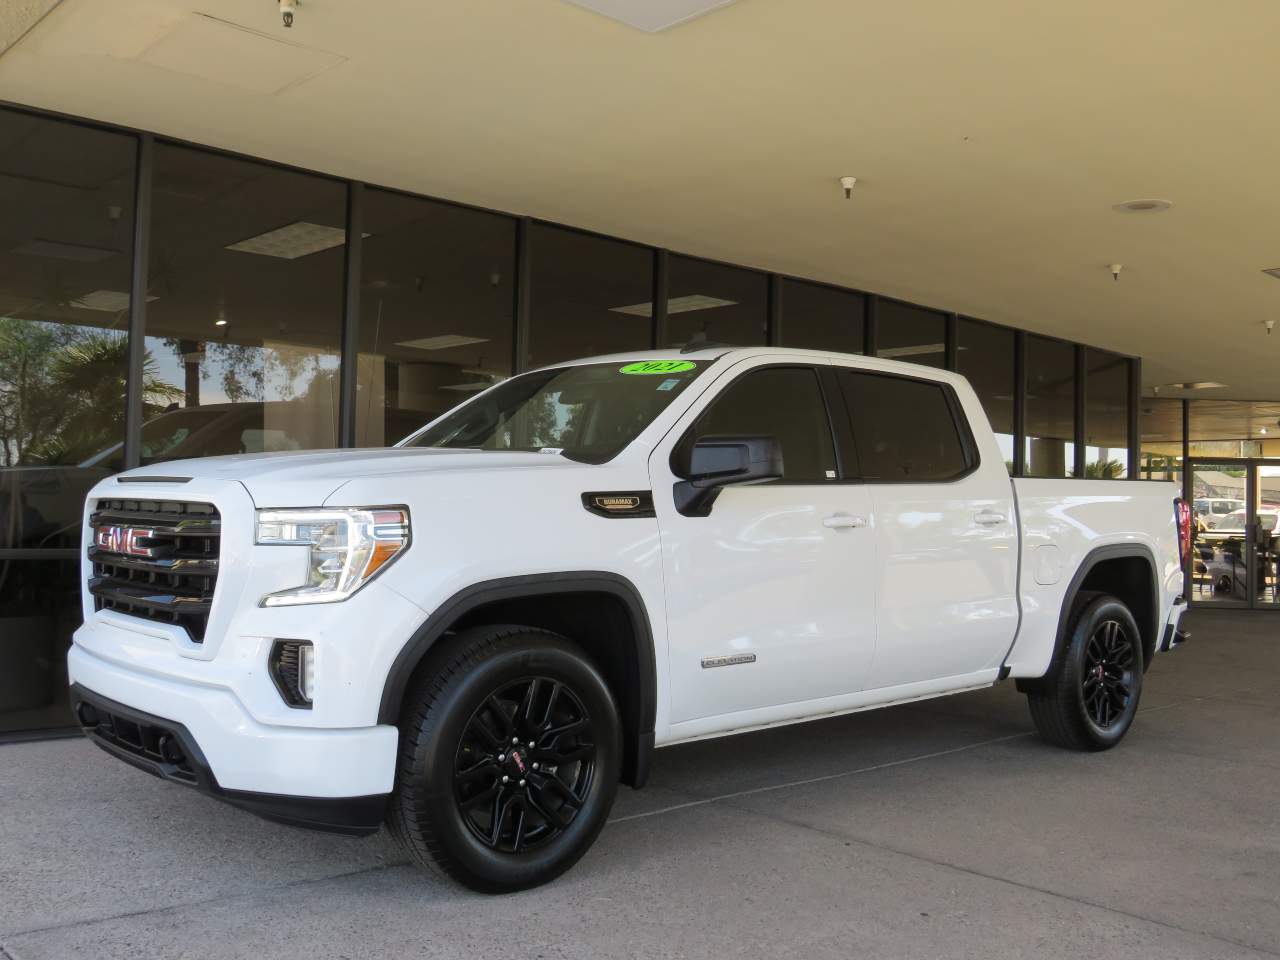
<box><xmin>686</xmin><ymin>366</ymin><xmax>837</xmax><ymax>482</ymax></box>
<box><xmin>839</xmin><ymin>371</ymin><xmax>972</xmax><ymax>482</ymax></box>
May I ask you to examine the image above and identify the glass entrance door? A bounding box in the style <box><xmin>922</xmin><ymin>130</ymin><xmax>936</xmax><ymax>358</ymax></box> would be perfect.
<box><xmin>1255</xmin><ymin>463</ymin><xmax>1280</xmax><ymax>606</ymax></box>
<box><xmin>1188</xmin><ymin>459</ymin><xmax>1280</xmax><ymax>609</ymax></box>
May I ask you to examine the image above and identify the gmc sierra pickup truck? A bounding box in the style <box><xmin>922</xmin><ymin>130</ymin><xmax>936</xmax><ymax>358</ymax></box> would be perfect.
<box><xmin>70</xmin><ymin>346</ymin><xmax>1190</xmax><ymax>892</ymax></box>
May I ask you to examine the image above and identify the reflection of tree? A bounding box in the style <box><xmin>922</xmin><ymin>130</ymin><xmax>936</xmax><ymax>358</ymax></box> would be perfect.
<box><xmin>1084</xmin><ymin>458</ymin><xmax>1125</xmax><ymax>479</ymax></box>
<box><xmin>517</xmin><ymin>392</ymin><xmax>581</xmax><ymax>449</ymax></box>
<box><xmin>0</xmin><ymin>318</ymin><xmax>181</xmax><ymax>465</ymax></box>
<box><xmin>160</xmin><ymin>337</ymin><xmax>334</xmax><ymax>405</ymax></box>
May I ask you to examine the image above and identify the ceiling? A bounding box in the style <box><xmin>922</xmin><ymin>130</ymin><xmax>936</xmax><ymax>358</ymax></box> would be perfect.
<box><xmin>2</xmin><ymin>0</ymin><xmax>1280</xmax><ymax>398</ymax></box>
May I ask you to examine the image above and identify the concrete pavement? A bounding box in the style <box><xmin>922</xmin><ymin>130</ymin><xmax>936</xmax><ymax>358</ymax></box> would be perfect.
<box><xmin>1</xmin><ymin>609</ymin><xmax>1277</xmax><ymax>959</ymax></box>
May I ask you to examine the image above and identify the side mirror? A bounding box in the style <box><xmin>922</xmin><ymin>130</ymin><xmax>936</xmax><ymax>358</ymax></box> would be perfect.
<box><xmin>672</xmin><ymin>434</ymin><xmax>783</xmax><ymax>517</ymax></box>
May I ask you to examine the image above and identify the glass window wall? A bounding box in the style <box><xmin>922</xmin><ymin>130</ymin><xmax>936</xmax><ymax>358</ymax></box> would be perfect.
<box><xmin>1024</xmin><ymin>335</ymin><xmax>1075</xmax><ymax>477</ymax></box>
<box><xmin>0</xmin><ymin>111</ymin><xmax>137</xmax><ymax>732</ymax></box>
<box><xmin>1085</xmin><ymin>348</ymin><xmax>1129</xmax><ymax>478</ymax></box>
<box><xmin>778</xmin><ymin>280</ymin><xmax>864</xmax><ymax>355</ymax></box>
<box><xmin>1139</xmin><ymin>397</ymin><xmax>1184</xmax><ymax>485</ymax></box>
<box><xmin>142</xmin><ymin>144</ymin><xmax>346</xmax><ymax>463</ymax></box>
<box><xmin>664</xmin><ymin>255</ymin><xmax>767</xmax><ymax>347</ymax></box>
<box><xmin>876</xmin><ymin>299</ymin><xmax>946</xmax><ymax>368</ymax></box>
<box><xmin>528</xmin><ymin>225</ymin><xmax>652</xmax><ymax>369</ymax></box>
<box><xmin>358</xmin><ymin>189</ymin><xmax>515</xmax><ymax>445</ymax></box>
<box><xmin>956</xmin><ymin>318</ymin><xmax>1015</xmax><ymax>472</ymax></box>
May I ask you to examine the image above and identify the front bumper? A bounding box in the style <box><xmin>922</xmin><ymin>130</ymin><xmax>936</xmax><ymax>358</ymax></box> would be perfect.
<box><xmin>68</xmin><ymin>641</ymin><xmax>398</xmax><ymax>833</ymax></box>
<box><xmin>71</xmin><ymin>684</ymin><xmax>387</xmax><ymax>835</ymax></box>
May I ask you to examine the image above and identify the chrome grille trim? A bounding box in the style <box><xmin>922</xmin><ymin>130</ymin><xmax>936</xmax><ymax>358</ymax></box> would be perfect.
<box><xmin>88</xmin><ymin>498</ymin><xmax>221</xmax><ymax>642</ymax></box>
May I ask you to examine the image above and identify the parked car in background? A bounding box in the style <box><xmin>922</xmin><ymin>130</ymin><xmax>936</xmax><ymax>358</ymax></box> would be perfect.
<box><xmin>1193</xmin><ymin>497</ymin><xmax>1245</xmax><ymax>531</ymax></box>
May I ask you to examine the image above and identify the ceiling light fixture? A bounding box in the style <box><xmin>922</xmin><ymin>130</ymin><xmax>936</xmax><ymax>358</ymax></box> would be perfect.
<box><xmin>1112</xmin><ymin>198</ymin><xmax>1172</xmax><ymax>214</ymax></box>
<box><xmin>1263</xmin><ymin>267</ymin><xmax>1280</xmax><ymax>281</ymax></box>
<box><xmin>226</xmin><ymin>222</ymin><xmax>367</xmax><ymax>260</ymax></box>
<box><xmin>610</xmin><ymin>294</ymin><xmax>736</xmax><ymax>317</ymax></box>
<box><xmin>396</xmin><ymin>334</ymin><xmax>490</xmax><ymax>351</ymax></box>
<box><xmin>560</xmin><ymin>0</ymin><xmax>739</xmax><ymax>32</ymax></box>
<box><xmin>73</xmin><ymin>290</ymin><xmax>158</xmax><ymax>312</ymax></box>
<box><xmin>1156</xmin><ymin>381</ymin><xmax>1228</xmax><ymax>392</ymax></box>
<box><xmin>840</xmin><ymin>176</ymin><xmax>857</xmax><ymax>199</ymax></box>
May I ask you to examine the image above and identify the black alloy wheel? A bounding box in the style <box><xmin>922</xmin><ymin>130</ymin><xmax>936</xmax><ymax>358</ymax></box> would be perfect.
<box><xmin>1025</xmin><ymin>593</ymin><xmax>1144</xmax><ymax>751</ymax></box>
<box><xmin>388</xmin><ymin>625</ymin><xmax>620</xmax><ymax>892</ymax></box>
<box><xmin>1080</xmin><ymin>618</ymin><xmax>1136</xmax><ymax>730</ymax></box>
<box><xmin>454</xmin><ymin>677</ymin><xmax>596</xmax><ymax>853</ymax></box>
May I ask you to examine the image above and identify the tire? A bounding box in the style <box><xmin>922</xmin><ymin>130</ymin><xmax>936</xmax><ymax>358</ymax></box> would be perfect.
<box><xmin>1026</xmin><ymin>594</ymin><xmax>1144</xmax><ymax>751</ymax></box>
<box><xmin>387</xmin><ymin>624</ymin><xmax>621</xmax><ymax>893</ymax></box>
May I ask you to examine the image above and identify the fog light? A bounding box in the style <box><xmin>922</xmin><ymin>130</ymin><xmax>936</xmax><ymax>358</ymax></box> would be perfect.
<box><xmin>299</xmin><ymin>643</ymin><xmax>315</xmax><ymax>703</ymax></box>
<box><xmin>269</xmin><ymin>639</ymin><xmax>314</xmax><ymax>709</ymax></box>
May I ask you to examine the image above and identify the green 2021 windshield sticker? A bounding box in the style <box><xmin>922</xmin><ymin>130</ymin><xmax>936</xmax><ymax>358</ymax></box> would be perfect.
<box><xmin>619</xmin><ymin>360</ymin><xmax>697</xmax><ymax>375</ymax></box>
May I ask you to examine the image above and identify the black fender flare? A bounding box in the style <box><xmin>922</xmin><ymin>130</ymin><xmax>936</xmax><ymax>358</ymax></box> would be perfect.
<box><xmin>377</xmin><ymin>571</ymin><xmax>658</xmax><ymax>787</ymax></box>
<box><xmin>1017</xmin><ymin>543</ymin><xmax>1160</xmax><ymax>690</ymax></box>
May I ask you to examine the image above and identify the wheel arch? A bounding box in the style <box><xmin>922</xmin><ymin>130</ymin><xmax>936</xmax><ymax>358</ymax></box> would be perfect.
<box><xmin>379</xmin><ymin>572</ymin><xmax>657</xmax><ymax>788</ymax></box>
<box><xmin>1018</xmin><ymin>543</ymin><xmax>1160</xmax><ymax>691</ymax></box>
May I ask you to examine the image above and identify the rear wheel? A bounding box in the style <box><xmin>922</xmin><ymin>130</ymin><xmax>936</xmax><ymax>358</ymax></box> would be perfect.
<box><xmin>1026</xmin><ymin>594</ymin><xmax>1144</xmax><ymax>751</ymax></box>
<box><xmin>388</xmin><ymin>625</ymin><xmax>621</xmax><ymax>893</ymax></box>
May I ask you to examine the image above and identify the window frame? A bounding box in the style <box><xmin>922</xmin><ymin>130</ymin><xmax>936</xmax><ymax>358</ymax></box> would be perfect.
<box><xmin>832</xmin><ymin>367</ymin><xmax>981</xmax><ymax>484</ymax></box>
<box><xmin>670</xmin><ymin>363</ymin><xmax>845</xmax><ymax>486</ymax></box>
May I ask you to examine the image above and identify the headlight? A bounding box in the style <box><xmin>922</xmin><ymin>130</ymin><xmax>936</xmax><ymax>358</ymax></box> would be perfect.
<box><xmin>255</xmin><ymin>507</ymin><xmax>410</xmax><ymax>607</ymax></box>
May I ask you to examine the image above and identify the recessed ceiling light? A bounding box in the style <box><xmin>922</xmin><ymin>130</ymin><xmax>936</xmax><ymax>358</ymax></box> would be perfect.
<box><xmin>395</xmin><ymin>334</ymin><xmax>491</xmax><ymax>351</ymax></box>
<box><xmin>13</xmin><ymin>238</ymin><xmax>120</xmax><ymax>262</ymax></box>
<box><xmin>1112</xmin><ymin>198</ymin><xmax>1172</xmax><ymax>214</ymax></box>
<box><xmin>226</xmin><ymin>222</ymin><xmax>368</xmax><ymax>259</ymax></box>
<box><xmin>73</xmin><ymin>290</ymin><xmax>159</xmax><ymax>312</ymax></box>
<box><xmin>214</xmin><ymin>317</ymin><xmax>228</xmax><ymax>327</ymax></box>
<box><xmin>610</xmin><ymin>294</ymin><xmax>737</xmax><ymax>317</ymax></box>
<box><xmin>561</xmin><ymin>0</ymin><xmax>739</xmax><ymax>32</ymax></box>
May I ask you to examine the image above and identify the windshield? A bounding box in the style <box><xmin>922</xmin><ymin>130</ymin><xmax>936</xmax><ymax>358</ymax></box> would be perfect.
<box><xmin>404</xmin><ymin>360</ymin><xmax>707</xmax><ymax>463</ymax></box>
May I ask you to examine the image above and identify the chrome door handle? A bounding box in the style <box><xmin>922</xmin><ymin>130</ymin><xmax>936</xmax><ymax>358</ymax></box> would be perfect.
<box><xmin>974</xmin><ymin>510</ymin><xmax>1006</xmax><ymax>526</ymax></box>
<box><xmin>823</xmin><ymin>514</ymin><xmax>867</xmax><ymax>529</ymax></box>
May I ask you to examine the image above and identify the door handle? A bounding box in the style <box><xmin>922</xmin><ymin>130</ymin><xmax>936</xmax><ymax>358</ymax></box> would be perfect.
<box><xmin>823</xmin><ymin>514</ymin><xmax>867</xmax><ymax>529</ymax></box>
<box><xmin>974</xmin><ymin>510</ymin><xmax>1006</xmax><ymax>526</ymax></box>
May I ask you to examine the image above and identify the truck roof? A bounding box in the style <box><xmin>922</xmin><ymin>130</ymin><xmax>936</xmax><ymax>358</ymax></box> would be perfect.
<box><xmin>539</xmin><ymin>345</ymin><xmax>971</xmax><ymax>387</ymax></box>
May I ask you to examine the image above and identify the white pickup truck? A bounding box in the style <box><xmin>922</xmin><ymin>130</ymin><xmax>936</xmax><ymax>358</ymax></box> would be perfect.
<box><xmin>70</xmin><ymin>346</ymin><xmax>1190</xmax><ymax>892</ymax></box>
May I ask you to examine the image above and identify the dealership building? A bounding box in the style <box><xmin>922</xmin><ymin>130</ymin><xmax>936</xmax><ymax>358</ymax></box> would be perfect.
<box><xmin>2</xmin><ymin>0</ymin><xmax>1278</xmax><ymax>736</ymax></box>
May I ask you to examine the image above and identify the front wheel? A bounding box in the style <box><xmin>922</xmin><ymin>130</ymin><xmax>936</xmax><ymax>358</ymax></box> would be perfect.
<box><xmin>388</xmin><ymin>625</ymin><xmax>621</xmax><ymax>893</ymax></box>
<box><xmin>1026</xmin><ymin>594</ymin><xmax>1144</xmax><ymax>751</ymax></box>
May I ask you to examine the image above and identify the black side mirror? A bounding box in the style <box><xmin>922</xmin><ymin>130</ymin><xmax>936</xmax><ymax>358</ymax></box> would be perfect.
<box><xmin>672</xmin><ymin>434</ymin><xmax>783</xmax><ymax>517</ymax></box>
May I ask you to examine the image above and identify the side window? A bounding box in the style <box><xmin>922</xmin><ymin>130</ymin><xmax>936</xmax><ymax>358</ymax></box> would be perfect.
<box><xmin>840</xmin><ymin>371</ymin><xmax>972</xmax><ymax>482</ymax></box>
<box><xmin>687</xmin><ymin>367</ymin><xmax>836</xmax><ymax>482</ymax></box>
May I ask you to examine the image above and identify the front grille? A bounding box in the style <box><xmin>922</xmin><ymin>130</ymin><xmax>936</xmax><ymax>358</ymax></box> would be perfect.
<box><xmin>88</xmin><ymin>498</ymin><xmax>220</xmax><ymax>642</ymax></box>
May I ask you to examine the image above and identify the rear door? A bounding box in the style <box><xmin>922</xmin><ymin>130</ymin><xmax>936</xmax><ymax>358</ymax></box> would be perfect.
<box><xmin>834</xmin><ymin>367</ymin><xmax>1019</xmax><ymax>689</ymax></box>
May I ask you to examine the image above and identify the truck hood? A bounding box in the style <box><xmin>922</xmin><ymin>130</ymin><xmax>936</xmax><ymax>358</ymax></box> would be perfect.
<box><xmin>117</xmin><ymin>448</ymin><xmax>584</xmax><ymax>506</ymax></box>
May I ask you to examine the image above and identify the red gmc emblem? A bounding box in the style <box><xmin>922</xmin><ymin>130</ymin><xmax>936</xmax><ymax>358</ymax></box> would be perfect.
<box><xmin>95</xmin><ymin>525</ymin><xmax>157</xmax><ymax>558</ymax></box>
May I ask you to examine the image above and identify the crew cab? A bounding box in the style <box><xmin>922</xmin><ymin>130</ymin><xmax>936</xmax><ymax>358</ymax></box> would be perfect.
<box><xmin>69</xmin><ymin>346</ymin><xmax>1190</xmax><ymax>892</ymax></box>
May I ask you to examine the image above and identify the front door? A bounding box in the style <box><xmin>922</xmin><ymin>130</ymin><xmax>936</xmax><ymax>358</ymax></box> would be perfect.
<box><xmin>651</xmin><ymin>359</ymin><xmax>878</xmax><ymax>730</ymax></box>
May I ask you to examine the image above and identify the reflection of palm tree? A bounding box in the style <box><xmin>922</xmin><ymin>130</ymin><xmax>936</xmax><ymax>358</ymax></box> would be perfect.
<box><xmin>1084</xmin><ymin>459</ymin><xmax>1125</xmax><ymax>479</ymax></box>
<box><xmin>30</xmin><ymin>334</ymin><xmax>181</xmax><ymax>463</ymax></box>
